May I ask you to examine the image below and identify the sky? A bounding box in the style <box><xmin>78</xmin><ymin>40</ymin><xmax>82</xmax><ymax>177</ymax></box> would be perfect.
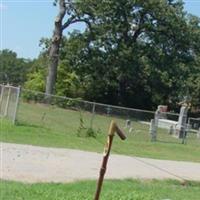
<box><xmin>0</xmin><ymin>0</ymin><xmax>200</xmax><ymax>59</ymax></box>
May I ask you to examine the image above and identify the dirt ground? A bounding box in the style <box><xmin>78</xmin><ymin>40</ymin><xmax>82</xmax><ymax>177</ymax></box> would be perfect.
<box><xmin>1</xmin><ymin>142</ymin><xmax>200</xmax><ymax>183</ymax></box>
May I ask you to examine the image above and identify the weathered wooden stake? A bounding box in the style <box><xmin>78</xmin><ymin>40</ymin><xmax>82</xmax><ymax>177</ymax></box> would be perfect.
<box><xmin>94</xmin><ymin>121</ymin><xmax>126</xmax><ymax>200</ymax></box>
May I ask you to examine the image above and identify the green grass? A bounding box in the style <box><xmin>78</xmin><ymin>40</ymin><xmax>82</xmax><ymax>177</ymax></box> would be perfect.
<box><xmin>1</xmin><ymin>179</ymin><xmax>200</xmax><ymax>200</ymax></box>
<box><xmin>1</xmin><ymin>102</ymin><xmax>200</xmax><ymax>162</ymax></box>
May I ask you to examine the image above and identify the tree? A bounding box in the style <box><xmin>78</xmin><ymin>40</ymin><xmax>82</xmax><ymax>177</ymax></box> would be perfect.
<box><xmin>39</xmin><ymin>0</ymin><xmax>200</xmax><ymax>109</ymax></box>
<box><xmin>56</xmin><ymin>0</ymin><xmax>200</xmax><ymax>109</ymax></box>
<box><xmin>24</xmin><ymin>53</ymin><xmax>48</xmax><ymax>91</ymax></box>
<box><xmin>45</xmin><ymin>0</ymin><xmax>93</xmax><ymax>95</ymax></box>
<box><xmin>185</xmin><ymin>15</ymin><xmax>200</xmax><ymax>109</ymax></box>
<box><xmin>0</xmin><ymin>49</ymin><xmax>30</xmax><ymax>86</ymax></box>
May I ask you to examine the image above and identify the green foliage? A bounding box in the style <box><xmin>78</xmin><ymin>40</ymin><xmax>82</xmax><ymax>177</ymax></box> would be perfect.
<box><xmin>21</xmin><ymin>90</ymin><xmax>45</xmax><ymax>103</ymax></box>
<box><xmin>0</xmin><ymin>49</ymin><xmax>31</xmax><ymax>86</ymax></box>
<box><xmin>45</xmin><ymin>0</ymin><xmax>200</xmax><ymax>110</ymax></box>
<box><xmin>56</xmin><ymin>63</ymin><xmax>84</xmax><ymax>98</ymax></box>
<box><xmin>25</xmin><ymin>72</ymin><xmax>45</xmax><ymax>91</ymax></box>
<box><xmin>77</xmin><ymin>111</ymin><xmax>98</xmax><ymax>138</ymax></box>
<box><xmin>76</xmin><ymin>110</ymin><xmax>86</xmax><ymax>136</ymax></box>
<box><xmin>15</xmin><ymin>0</ymin><xmax>200</xmax><ymax>111</ymax></box>
<box><xmin>24</xmin><ymin>54</ymin><xmax>48</xmax><ymax>92</ymax></box>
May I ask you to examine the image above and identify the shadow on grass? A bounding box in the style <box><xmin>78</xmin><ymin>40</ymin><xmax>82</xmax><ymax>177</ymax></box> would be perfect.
<box><xmin>15</xmin><ymin>121</ymin><xmax>44</xmax><ymax>129</ymax></box>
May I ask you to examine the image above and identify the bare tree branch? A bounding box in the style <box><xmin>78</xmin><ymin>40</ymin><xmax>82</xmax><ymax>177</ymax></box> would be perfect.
<box><xmin>132</xmin><ymin>11</ymin><xmax>145</xmax><ymax>42</ymax></box>
<box><xmin>62</xmin><ymin>17</ymin><xmax>92</xmax><ymax>31</ymax></box>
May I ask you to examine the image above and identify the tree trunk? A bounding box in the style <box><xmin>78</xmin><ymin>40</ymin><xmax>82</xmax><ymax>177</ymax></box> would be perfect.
<box><xmin>45</xmin><ymin>0</ymin><xmax>66</xmax><ymax>95</ymax></box>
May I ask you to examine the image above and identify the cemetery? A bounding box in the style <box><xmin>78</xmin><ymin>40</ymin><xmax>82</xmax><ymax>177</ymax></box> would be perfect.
<box><xmin>1</xmin><ymin>0</ymin><xmax>200</xmax><ymax>199</ymax></box>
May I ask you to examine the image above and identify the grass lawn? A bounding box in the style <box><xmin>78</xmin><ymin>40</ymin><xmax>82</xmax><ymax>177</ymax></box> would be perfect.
<box><xmin>1</xmin><ymin>179</ymin><xmax>200</xmax><ymax>200</ymax></box>
<box><xmin>1</xmin><ymin>102</ymin><xmax>200</xmax><ymax>162</ymax></box>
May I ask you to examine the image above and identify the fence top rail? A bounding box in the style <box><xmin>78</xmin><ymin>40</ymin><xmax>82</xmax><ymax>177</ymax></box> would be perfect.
<box><xmin>22</xmin><ymin>88</ymin><xmax>179</xmax><ymax>116</ymax></box>
<box><xmin>0</xmin><ymin>84</ymin><xmax>20</xmax><ymax>90</ymax></box>
<box><xmin>22</xmin><ymin>88</ymin><xmax>156</xmax><ymax>114</ymax></box>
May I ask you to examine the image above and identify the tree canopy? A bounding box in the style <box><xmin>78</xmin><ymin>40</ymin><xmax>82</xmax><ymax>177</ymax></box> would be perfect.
<box><xmin>4</xmin><ymin>0</ymin><xmax>200</xmax><ymax>110</ymax></box>
<box><xmin>0</xmin><ymin>49</ymin><xmax>31</xmax><ymax>86</ymax></box>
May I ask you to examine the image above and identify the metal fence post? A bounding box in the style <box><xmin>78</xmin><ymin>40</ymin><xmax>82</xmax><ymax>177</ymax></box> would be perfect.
<box><xmin>12</xmin><ymin>86</ymin><xmax>21</xmax><ymax>124</ymax></box>
<box><xmin>0</xmin><ymin>85</ymin><xmax>5</xmax><ymax>115</ymax></box>
<box><xmin>4</xmin><ymin>86</ymin><xmax>11</xmax><ymax>116</ymax></box>
<box><xmin>150</xmin><ymin>119</ymin><xmax>157</xmax><ymax>141</ymax></box>
<box><xmin>90</xmin><ymin>102</ymin><xmax>96</xmax><ymax>129</ymax></box>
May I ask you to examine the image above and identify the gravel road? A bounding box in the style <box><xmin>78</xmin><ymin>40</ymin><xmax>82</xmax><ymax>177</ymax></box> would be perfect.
<box><xmin>1</xmin><ymin>142</ymin><xmax>200</xmax><ymax>183</ymax></box>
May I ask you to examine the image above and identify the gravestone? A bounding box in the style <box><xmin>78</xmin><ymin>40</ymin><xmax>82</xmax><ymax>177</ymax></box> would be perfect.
<box><xmin>176</xmin><ymin>105</ymin><xmax>189</xmax><ymax>139</ymax></box>
<box><xmin>154</xmin><ymin>105</ymin><xmax>167</xmax><ymax>128</ymax></box>
<box><xmin>151</xmin><ymin>105</ymin><xmax>168</xmax><ymax>142</ymax></box>
<box><xmin>125</xmin><ymin>119</ymin><xmax>133</xmax><ymax>133</ymax></box>
<box><xmin>157</xmin><ymin>105</ymin><xmax>168</xmax><ymax>119</ymax></box>
<box><xmin>106</xmin><ymin>106</ymin><xmax>111</xmax><ymax>115</ymax></box>
<box><xmin>125</xmin><ymin>119</ymin><xmax>131</xmax><ymax>128</ymax></box>
<box><xmin>149</xmin><ymin>119</ymin><xmax>157</xmax><ymax>141</ymax></box>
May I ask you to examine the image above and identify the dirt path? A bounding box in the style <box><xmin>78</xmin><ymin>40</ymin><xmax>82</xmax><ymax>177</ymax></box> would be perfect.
<box><xmin>1</xmin><ymin>142</ymin><xmax>200</xmax><ymax>183</ymax></box>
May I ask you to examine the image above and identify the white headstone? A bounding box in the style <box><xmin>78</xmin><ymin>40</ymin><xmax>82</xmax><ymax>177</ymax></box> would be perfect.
<box><xmin>125</xmin><ymin>119</ymin><xmax>131</xmax><ymax>128</ymax></box>
<box><xmin>150</xmin><ymin>119</ymin><xmax>157</xmax><ymax>141</ymax></box>
<box><xmin>176</xmin><ymin>105</ymin><xmax>188</xmax><ymax>139</ymax></box>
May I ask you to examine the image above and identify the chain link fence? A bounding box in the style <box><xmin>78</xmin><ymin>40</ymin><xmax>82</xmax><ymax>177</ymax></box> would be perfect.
<box><xmin>188</xmin><ymin>117</ymin><xmax>200</xmax><ymax>132</ymax></box>
<box><xmin>17</xmin><ymin>89</ymin><xmax>156</xmax><ymax>133</ymax></box>
<box><xmin>13</xmin><ymin>89</ymin><xmax>199</xmax><ymax>145</ymax></box>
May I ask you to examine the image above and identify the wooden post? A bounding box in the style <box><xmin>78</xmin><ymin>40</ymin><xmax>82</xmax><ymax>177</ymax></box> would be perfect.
<box><xmin>94</xmin><ymin>121</ymin><xmax>126</xmax><ymax>200</ymax></box>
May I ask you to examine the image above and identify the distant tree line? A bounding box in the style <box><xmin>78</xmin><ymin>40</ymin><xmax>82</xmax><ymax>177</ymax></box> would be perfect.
<box><xmin>0</xmin><ymin>49</ymin><xmax>30</xmax><ymax>86</ymax></box>
<box><xmin>1</xmin><ymin>0</ymin><xmax>200</xmax><ymax>111</ymax></box>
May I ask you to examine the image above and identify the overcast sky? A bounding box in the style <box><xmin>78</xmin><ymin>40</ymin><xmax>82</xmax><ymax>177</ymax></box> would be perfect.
<box><xmin>1</xmin><ymin>0</ymin><xmax>200</xmax><ymax>59</ymax></box>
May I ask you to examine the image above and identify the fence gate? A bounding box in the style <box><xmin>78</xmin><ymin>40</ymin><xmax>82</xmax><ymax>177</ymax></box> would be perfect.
<box><xmin>0</xmin><ymin>84</ymin><xmax>21</xmax><ymax>124</ymax></box>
